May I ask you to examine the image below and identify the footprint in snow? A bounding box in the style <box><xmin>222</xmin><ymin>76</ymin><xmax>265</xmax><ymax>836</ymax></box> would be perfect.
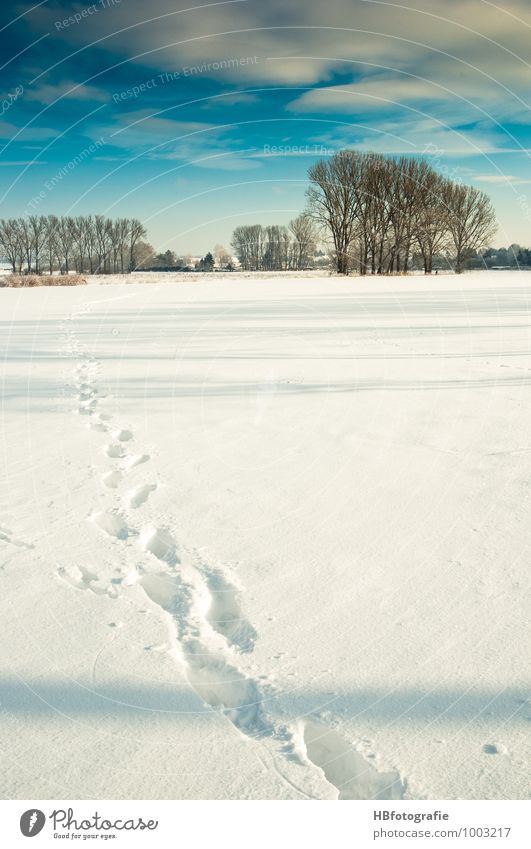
<box><xmin>122</xmin><ymin>453</ymin><xmax>150</xmax><ymax>469</ymax></box>
<box><xmin>78</xmin><ymin>403</ymin><xmax>97</xmax><ymax>416</ymax></box>
<box><xmin>56</xmin><ymin>565</ymin><xmax>118</xmax><ymax>598</ymax></box>
<box><xmin>125</xmin><ymin>483</ymin><xmax>157</xmax><ymax>508</ymax></box>
<box><xmin>89</xmin><ymin>510</ymin><xmax>130</xmax><ymax>540</ymax></box>
<box><xmin>113</xmin><ymin>429</ymin><xmax>133</xmax><ymax>442</ymax></box>
<box><xmin>303</xmin><ymin>722</ymin><xmax>405</xmax><ymax>801</ymax></box>
<box><xmin>202</xmin><ymin>568</ymin><xmax>257</xmax><ymax>653</ymax></box>
<box><xmin>140</xmin><ymin>525</ymin><xmax>179</xmax><ymax>564</ymax></box>
<box><xmin>105</xmin><ymin>443</ymin><xmax>126</xmax><ymax>459</ymax></box>
<box><xmin>102</xmin><ymin>470</ymin><xmax>123</xmax><ymax>489</ymax></box>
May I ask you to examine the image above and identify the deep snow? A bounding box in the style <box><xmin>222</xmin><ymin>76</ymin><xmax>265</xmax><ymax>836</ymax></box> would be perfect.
<box><xmin>0</xmin><ymin>272</ymin><xmax>529</xmax><ymax>800</ymax></box>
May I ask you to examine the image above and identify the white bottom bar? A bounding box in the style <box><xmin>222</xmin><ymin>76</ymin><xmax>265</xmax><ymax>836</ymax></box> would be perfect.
<box><xmin>1</xmin><ymin>799</ymin><xmax>529</xmax><ymax>848</ymax></box>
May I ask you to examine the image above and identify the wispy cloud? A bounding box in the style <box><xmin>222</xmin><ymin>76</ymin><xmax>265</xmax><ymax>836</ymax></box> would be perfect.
<box><xmin>91</xmin><ymin>110</ymin><xmax>261</xmax><ymax>170</ymax></box>
<box><xmin>26</xmin><ymin>81</ymin><xmax>108</xmax><ymax>105</ymax></box>
<box><xmin>0</xmin><ymin>120</ymin><xmax>56</xmax><ymax>141</ymax></box>
<box><xmin>474</xmin><ymin>173</ymin><xmax>531</xmax><ymax>184</ymax></box>
<box><xmin>0</xmin><ymin>160</ymin><xmax>47</xmax><ymax>166</ymax></box>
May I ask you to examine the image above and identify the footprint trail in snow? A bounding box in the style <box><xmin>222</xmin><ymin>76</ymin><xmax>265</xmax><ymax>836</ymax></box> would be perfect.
<box><xmin>59</xmin><ymin>302</ymin><xmax>406</xmax><ymax>800</ymax></box>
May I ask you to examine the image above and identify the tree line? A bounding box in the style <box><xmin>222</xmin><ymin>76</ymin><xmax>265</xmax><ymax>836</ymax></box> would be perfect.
<box><xmin>479</xmin><ymin>244</ymin><xmax>531</xmax><ymax>268</ymax></box>
<box><xmin>0</xmin><ymin>151</ymin><xmax>498</xmax><ymax>278</ymax></box>
<box><xmin>306</xmin><ymin>150</ymin><xmax>496</xmax><ymax>274</ymax></box>
<box><xmin>0</xmin><ymin>215</ymin><xmax>147</xmax><ymax>275</ymax></box>
<box><xmin>231</xmin><ymin>215</ymin><xmax>317</xmax><ymax>271</ymax></box>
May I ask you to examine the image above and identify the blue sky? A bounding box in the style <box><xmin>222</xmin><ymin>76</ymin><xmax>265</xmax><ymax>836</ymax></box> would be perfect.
<box><xmin>1</xmin><ymin>0</ymin><xmax>531</xmax><ymax>254</ymax></box>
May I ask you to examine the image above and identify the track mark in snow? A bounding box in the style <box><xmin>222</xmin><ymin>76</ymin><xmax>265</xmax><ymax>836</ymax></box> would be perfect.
<box><xmin>123</xmin><ymin>453</ymin><xmax>150</xmax><ymax>469</ymax></box>
<box><xmin>303</xmin><ymin>722</ymin><xmax>405</xmax><ymax>800</ymax></box>
<box><xmin>89</xmin><ymin>511</ymin><xmax>130</xmax><ymax>540</ymax></box>
<box><xmin>140</xmin><ymin>572</ymin><xmax>272</xmax><ymax>739</ymax></box>
<box><xmin>140</xmin><ymin>572</ymin><xmax>181</xmax><ymax>607</ymax></box>
<box><xmin>0</xmin><ymin>524</ymin><xmax>34</xmax><ymax>549</ymax></box>
<box><xmin>0</xmin><ymin>527</ymin><xmax>12</xmax><ymax>544</ymax></box>
<box><xmin>78</xmin><ymin>400</ymin><xmax>97</xmax><ymax>416</ymax></box>
<box><xmin>57</xmin><ymin>565</ymin><xmax>97</xmax><ymax>588</ymax></box>
<box><xmin>125</xmin><ymin>483</ymin><xmax>157</xmax><ymax>508</ymax></box>
<box><xmin>202</xmin><ymin>569</ymin><xmax>257</xmax><ymax>653</ymax></box>
<box><xmin>113</xmin><ymin>428</ymin><xmax>133</xmax><ymax>442</ymax></box>
<box><xmin>140</xmin><ymin>525</ymin><xmax>179</xmax><ymax>564</ymax></box>
<box><xmin>63</xmin><ymin>313</ymin><xmax>293</xmax><ymax>773</ymax></box>
<box><xmin>103</xmin><ymin>470</ymin><xmax>123</xmax><ymax>489</ymax></box>
<box><xmin>77</xmin><ymin>384</ymin><xmax>95</xmax><ymax>397</ymax></box>
<box><xmin>122</xmin><ymin>568</ymin><xmax>141</xmax><ymax>587</ymax></box>
<box><xmin>105</xmin><ymin>443</ymin><xmax>126</xmax><ymax>459</ymax></box>
<box><xmin>56</xmin><ymin>565</ymin><xmax>118</xmax><ymax>598</ymax></box>
<box><xmin>185</xmin><ymin>641</ymin><xmax>272</xmax><ymax>736</ymax></box>
<box><xmin>483</xmin><ymin>743</ymin><xmax>507</xmax><ymax>755</ymax></box>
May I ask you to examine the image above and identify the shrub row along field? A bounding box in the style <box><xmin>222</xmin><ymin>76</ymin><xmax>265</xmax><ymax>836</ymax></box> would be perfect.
<box><xmin>0</xmin><ymin>274</ymin><xmax>87</xmax><ymax>287</ymax></box>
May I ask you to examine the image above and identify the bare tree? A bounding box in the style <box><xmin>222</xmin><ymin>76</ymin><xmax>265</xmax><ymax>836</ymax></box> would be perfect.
<box><xmin>213</xmin><ymin>243</ymin><xmax>232</xmax><ymax>268</ymax></box>
<box><xmin>248</xmin><ymin>224</ymin><xmax>264</xmax><ymax>271</ymax></box>
<box><xmin>231</xmin><ymin>226</ymin><xmax>252</xmax><ymax>270</ymax></box>
<box><xmin>28</xmin><ymin>216</ymin><xmax>47</xmax><ymax>275</ymax></box>
<box><xmin>0</xmin><ymin>218</ymin><xmax>23</xmax><ymax>273</ymax></box>
<box><xmin>231</xmin><ymin>224</ymin><xmax>265</xmax><ymax>270</ymax></box>
<box><xmin>56</xmin><ymin>216</ymin><xmax>75</xmax><ymax>273</ymax></box>
<box><xmin>93</xmin><ymin>215</ymin><xmax>110</xmax><ymax>273</ymax></box>
<box><xmin>414</xmin><ymin>170</ymin><xmax>450</xmax><ymax>274</ymax></box>
<box><xmin>129</xmin><ymin>218</ymin><xmax>147</xmax><ymax>271</ymax></box>
<box><xmin>108</xmin><ymin>219</ymin><xmax>121</xmax><ymax>273</ymax></box>
<box><xmin>307</xmin><ymin>151</ymin><xmax>364</xmax><ymax>274</ymax></box>
<box><xmin>132</xmin><ymin>240</ymin><xmax>157</xmax><ymax>269</ymax></box>
<box><xmin>45</xmin><ymin>215</ymin><xmax>59</xmax><ymax>274</ymax></box>
<box><xmin>18</xmin><ymin>218</ymin><xmax>34</xmax><ymax>273</ymax></box>
<box><xmin>72</xmin><ymin>216</ymin><xmax>87</xmax><ymax>273</ymax></box>
<box><xmin>443</xmin><ymin>183</ymin><xmax>497</xmax><ymax>273</ymax></box>
<box><xmin>289</xmin><ymin>214</ymin><xmax>316</xmax><ymax>269</ymax></box>
<box><xmin>263</xmin><ymin>225</ymin><xmax>290</xmax><ymax>270</ymax></box>
<box><xmin>84</xmin><ymin>216</ymin><xmax>97</xmax><ymax>273</ymax></box>
<box><xmin>363</xmin><ymin>154</ymin><xmax>393</xmax><ymax>274</ymax></box>
<box><xmin>116</xmin><ymin>218</ymin><xmax>131</xmax><ymax>273</ymax></box>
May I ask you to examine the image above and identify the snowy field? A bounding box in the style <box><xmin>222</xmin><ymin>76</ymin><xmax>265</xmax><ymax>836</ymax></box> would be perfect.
<box><xmin>1</xmin><ymin>272</ymin><xmax>530</xmax><ymax>800</ymax></box>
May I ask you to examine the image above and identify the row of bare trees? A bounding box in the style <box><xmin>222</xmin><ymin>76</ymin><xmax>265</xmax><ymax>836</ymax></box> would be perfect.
<box><xmin>231</xmin><ymin>215</ymin><xmax>317</xmax><ymax>271</ymax></box>
<box><xmin>0</xmin><ymin>215</ymin><xmax>147</xmax><ymax>275</ymax></box>
<box><xmin>307</xmin><ymin>151</ymin><xmax>497</xmax><ymax>274</ymax></box>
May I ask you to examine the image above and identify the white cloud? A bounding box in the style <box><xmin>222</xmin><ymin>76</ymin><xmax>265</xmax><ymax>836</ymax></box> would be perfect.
<box><xmin>0</xmin><ymin>120</ymin><xmax>56</xmax><ymax>141</ymax></box>
<box><xmin>26</xmin><ymin>81</ymin><xmax>108</xmax><ymax>105</ymax></box>
<box><xmin>474</xmin><ymin>173</ymin><xmax>531</xmax><ymax>184</ymax></box>
<box><xmin>287</xmin><ymin>68</ymin><xmax>529</xmax><ymax>126</ymax></box>
<box><xmin>0</xmin><ymin>160</ymin><xmax>47</xmax><ymax>166</ymax></box>
<box><xmin>475</xmin><ymin>174</ymin><xmax>518</xmax><ymax>183</ymax></box>
<box><xmin>90</xmin><ymin>110</ymin><xmax>260</xmax><ymax>170</ymax></box>
<box><xmin>24</xmin><ymin>0</ymin><xmax>531</xmax><ymax>89</ymax></box>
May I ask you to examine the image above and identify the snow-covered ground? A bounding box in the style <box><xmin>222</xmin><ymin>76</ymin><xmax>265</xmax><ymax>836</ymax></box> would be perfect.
<box><xmin>1</xmin><ymin>272</ymin><xmax>529</xmax><ymax>800</ymax></box>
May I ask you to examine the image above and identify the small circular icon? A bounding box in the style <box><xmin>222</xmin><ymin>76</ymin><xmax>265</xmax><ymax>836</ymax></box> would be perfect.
<box><xmin>20</xmin><ymin>810</ymin><xmax>46</xmax><ymax>837</ymax></box>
